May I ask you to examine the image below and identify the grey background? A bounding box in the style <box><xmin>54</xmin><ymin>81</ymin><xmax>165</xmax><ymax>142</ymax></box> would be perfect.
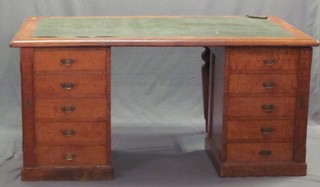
<box><xmin>0</xmin><ymin>0</ymin><xmax>319</xmax><ymax>186</ymax></box>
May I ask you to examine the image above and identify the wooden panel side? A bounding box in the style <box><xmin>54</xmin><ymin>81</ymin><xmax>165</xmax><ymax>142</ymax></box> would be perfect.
<box><xmin>293</xmin><ymin>47</ymin><xmax>312</xmax><ymax>162</ymax></box>
<box><xmin>205</xmin><ymin>47</ymin><xmax>226</xmax><ymax>171</ymax></box>
<box><xmin>105</xmin><ymin>47</ymin><xmax>111</xmax><ymax>165</ymax></box>
<box><xmin>210</xmin><ymin>47</ymin><xmax>226</xmax><ymax>153</ymax></box>
<box><xmin>20</xmin><ymin>48</ymin><xmax>37</xmax><ymax>167</ymax></box>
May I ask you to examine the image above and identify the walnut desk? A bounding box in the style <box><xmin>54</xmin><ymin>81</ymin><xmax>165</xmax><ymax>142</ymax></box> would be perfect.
<box><xmin>10</xmin><ymin>16</ymin><xmax>319</xmax><ymax>180</ymax></box>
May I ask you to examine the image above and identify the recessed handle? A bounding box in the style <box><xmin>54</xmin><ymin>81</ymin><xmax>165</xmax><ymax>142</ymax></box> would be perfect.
<box><xmin>63</xmin><ymin>153</ymin><xmax>76</xmax><ymax>161</ymax></box>
<box><xmin>61</xmin><ymin>82</ymin><xmax>76</xmax><ymax>90</ymax></box>
<box><xmin>263</xmin><ymin>58</ymin><xmax>276</xmax><ymax>65</ymax></box>
<box><xmin>60</xmin><ymin>58</ymin><xmax>76</xmax><ymax>66</ymax></box>
<box><xmin>61</xmin><ymin>106</ymin><xmax>76</xmax><ymax>113</ymax></box>
<box><xmin>262</xmin><ymin>82</ymin><xmax>276</xmax><ymax>89</ymax></box>
<box><xmin>260</xmin><ymin>127</ymin><xmax>274</xmax><ymax>134</ymax></box>
<box><xmin>259</xmin><ymin>150</ymin><xmax>272</xmax><ymax>156</ymax></box>
<box><xmin>62</xmin><ymin>129</ymin><xmax>76</xmax><ymax>137</ymax></box>
<box><xmin>261</xmin><ymin>104</ymin><xmax>275</xmax><ymax>112</ymax></box>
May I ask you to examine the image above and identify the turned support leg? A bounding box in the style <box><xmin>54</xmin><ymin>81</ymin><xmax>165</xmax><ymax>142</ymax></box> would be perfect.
<box><xmin>201</xmin><ymin>47</ymin><xmax>210</xmax><ymax>132</ymax></box>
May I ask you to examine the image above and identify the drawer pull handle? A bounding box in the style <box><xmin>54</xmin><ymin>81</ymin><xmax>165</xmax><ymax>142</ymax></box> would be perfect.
<box><xmin>261</xmin><ymin>104</ymin><xmax>275</xmax><ymax>112</ymax></box>
<box><xmin>259</xmin><ymin>150</ymin><xmax>272</xmax><ymax>156</ymax></box>
<box><xmin>62</xmin><ymin>129</ymin><xmax>76</xmax><ymax>137</ymax></box>
<box><xmin>262</xmin><ymin>82</ymin><xmax>276</xmax><ymax>89</ymax></box>
<box><xmin>61</xmin><ymin>106</ymin><xmax>76</xmax><ymax>113</ymax></box>
<box><xmin>61</xmin><ymin>58</ymin><xmax>76</xmax><ymax>66</ymax></box>
<box><xmin>63</xmin><ymin>153</ymin><xmax>76</xmax><ymax>161</ymax></box>
<box><xmin>61</xmin><ymin>82</ymin><xmax>76</xmax><ymax>90</ymax></box>
<box><xmin>260</xmin><ymin>127</ymin><xmax>274</xmax><ymax>134</ymax></box>
<box><xmin>263</xmin><ymin>59</ymin><xmax>276</xmax><ymax>65</ymax></box>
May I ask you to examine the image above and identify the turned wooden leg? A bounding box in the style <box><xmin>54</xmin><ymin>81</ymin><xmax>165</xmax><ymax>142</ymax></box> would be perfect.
<box><xmin>201</xmin><ymin>47</ymin><xmax>210</xmax><ymax>132</ymax></box>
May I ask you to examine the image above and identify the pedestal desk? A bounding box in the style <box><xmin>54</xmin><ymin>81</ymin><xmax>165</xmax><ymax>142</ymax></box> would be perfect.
<box><xmin>10</xmin><ymin>16</ymin><xmax>319</xmax><ymax>180</ymax></box>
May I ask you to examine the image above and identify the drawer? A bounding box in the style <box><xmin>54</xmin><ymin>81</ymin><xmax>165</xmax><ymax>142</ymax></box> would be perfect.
<box><xmin>34</xmin><ymin>73</ymin><xmax>107</xmax><ymax>98</ymax></box>
<box><xmin>34</xmin><ymin>47</ymin><xmax>108</xmax><ymax>72</ymax></box>
<box><xmin>228</xmin><ymin>47</ymin><xmax>298</xmax><ymax>72</ymax></box>
<box><xmin>228</xmin><ymin>74</ymin><xmax>297</xmax><ymax>94</ymax></box>
<box><xmin>226</xmin><ymin>143</ymin><xmax>293</xmax><ymax>162</ymax></box>
<box><xmin>227</xmin><ymin>97</ymin><xmax>296</xmax><ymax>117</ymax></box>
<box><xmin>35</xmin><ymin>98</ymin><xmax>107</xmax><ymax>121</ymax></box>
<box><xmin>227</xmin><ymin>120</ymin><xmax>294</xmax><ymax>142</ymax></box>
<box><xmin>37</xmin><ymin>145</ymin><xmax>107</xmax><ymax>166</ymax></box>
<box><xmin>36</xmin><ymin>122</ymin><xmax>107</xmax><ymax>144</ymax></box>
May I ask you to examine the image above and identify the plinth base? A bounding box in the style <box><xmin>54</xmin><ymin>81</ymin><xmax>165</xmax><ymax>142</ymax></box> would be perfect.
<box><xmin>21</xmin><ymin>165</ymin><xmax>113</xmax><ymax>180</ymax></box>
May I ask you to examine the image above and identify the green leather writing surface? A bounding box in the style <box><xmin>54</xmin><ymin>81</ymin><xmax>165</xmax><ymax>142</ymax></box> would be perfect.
<box><xmin>32</xmin><ymin>17</ymin><xmax>292</xmax><ymax>38</ymax></box>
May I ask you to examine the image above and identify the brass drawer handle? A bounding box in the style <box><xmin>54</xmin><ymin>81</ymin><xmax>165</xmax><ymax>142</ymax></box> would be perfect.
<box><xmin>259</xmin><ymin>150</ymin><xmax>272</xmax><ymax>156</ymax></box>
<box><xmin>261</xmin><ymin>104</ymin><xmax>275</xmax><ymax>112</ymax></box>
<box><xmin>60</xmin><ymin>58</ymin><xmax>76</xmax><ymax>66</ymax></box>
<box><xmin>63</xmin><ymin>153</ymin><xmax>76</xmax><ymax>161</ymax></box>
<box><xmin>263</xmin><ymin>58</ymin><xmax>276</xmax><ymax>65</ymax></box>
<box><xmin>61</xmin><ymin>82</ymin><xmax>76</xmax><ymax>90</ymax></box>
<box><xmin>262</xmin><ymin>82</ymin><xmax>276</xmax><ymax>89</ymax></box>
<box><xmin>260</xmin><ymin>127</ymin><xmax>274</xmax><ymax>134</ymax></box>
<box><xmin>62</xmin><ymin>129</ymin><xmax>76</xmax><ymax>137</ymax></box>
<box><xmin>61</xmin><ymin>106</ymin><xmax>75</xmax><ymax>113</ymax></box>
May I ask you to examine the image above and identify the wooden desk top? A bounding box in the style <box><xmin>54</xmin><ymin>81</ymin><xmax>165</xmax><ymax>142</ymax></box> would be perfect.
<box><xmin>10</xmin><ymin>16</ymin><xmax>319</xmax><ymax>47</ymax></box>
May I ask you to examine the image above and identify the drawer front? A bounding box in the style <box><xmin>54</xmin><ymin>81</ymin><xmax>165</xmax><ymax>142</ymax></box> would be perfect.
<box><xmin>35</xmin><ymin>98</ymin><xmax>107</xmax><ymax>121</ymax></box>
<box><xmin>226</xmin><ymin>143</ymin><xmax>293</xmax><ymax>162</ymax></box>
<box><xmin>34</xmin><ymin>48</ymin><xmax>107</xmax><ymax>72</ymax></box>
<box><xmin>228</xmin><ymin>74</ymin><xmax>297</xmax><ymax>94</ymax></box>
<box><xmin>228</xmin><ymin>47</ymin><xmax>298</xmax><ymax>72</ymax></box>
<box><xmin>227</xmin><ymin>97</ymin><xmax>296</xmax><ymax>117</ymax></box>
<box><xmin>36</xmin><ymin>122</ymin><xmax>107</xmax><ymax>144</ymax></box>
<box><xmin>34</xmin><ymin>73</ymin><xmax>107</xmax><ymax>98</ymax></box>
<box><xmin>37</xmin><ymin>145</ymin><xmax>107</xmax><ymax>166</ymax></box>
<box><xmin>227</xmin><ymin>120</ymin><xmax>294</xmax><ymax>142</ymax></box>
